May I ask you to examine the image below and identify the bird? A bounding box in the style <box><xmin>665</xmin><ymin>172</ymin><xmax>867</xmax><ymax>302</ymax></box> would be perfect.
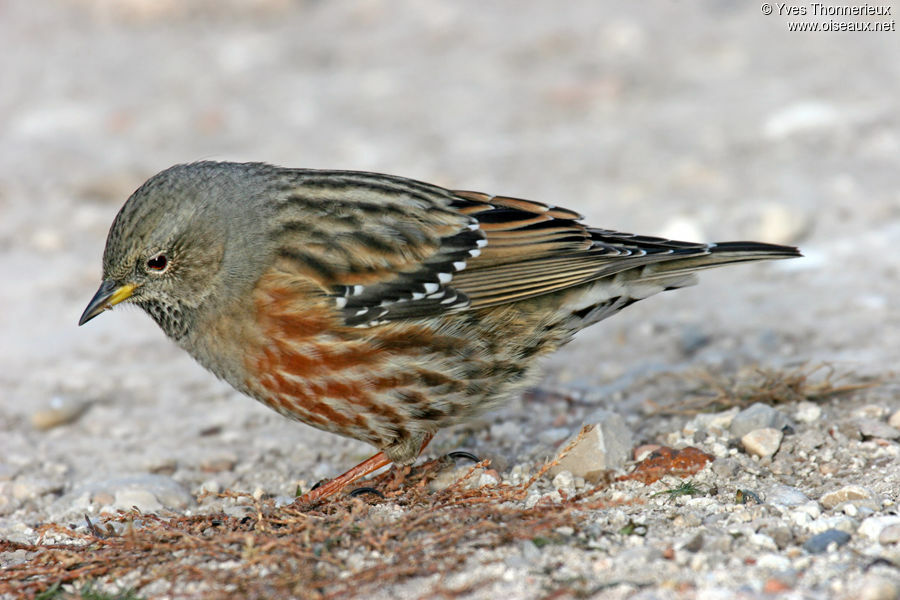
<box><xmin>79</xmin><ymin>161</ymin><xmax>801</xmax><ymax>501</ymax></box>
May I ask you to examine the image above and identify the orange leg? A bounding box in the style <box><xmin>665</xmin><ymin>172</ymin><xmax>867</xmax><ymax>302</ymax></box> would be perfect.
<box><xmin>297</xmin><ymin>433</ymin><xmax>434</xmax><ymax>504</ymax></box>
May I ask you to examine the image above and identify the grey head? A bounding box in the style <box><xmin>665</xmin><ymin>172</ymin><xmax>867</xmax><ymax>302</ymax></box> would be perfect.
<box><xmin>79</xmin><ymin>161</ymin><xmax>280</xmax><ymax>340</ymax></box>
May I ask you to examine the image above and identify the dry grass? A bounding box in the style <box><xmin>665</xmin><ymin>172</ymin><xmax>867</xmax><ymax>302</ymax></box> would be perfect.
<box><xmin>1</xmin><ymin>436</ymin><xmax>624</xmax><ymax>600</ymax></box>
<box><xmin>648</xmin><ymin>363</ymin><xmax>878</xmax><ymax>416</ymax></box>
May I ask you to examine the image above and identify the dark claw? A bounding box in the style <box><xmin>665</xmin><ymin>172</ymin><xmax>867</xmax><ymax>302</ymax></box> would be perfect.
<box><xmin>309</xmin><ymin>480</ymin><xmax>324</xmax><ymax>491</ymax></box>
<box><xmin>348</xmin><ymin>486</ymin><xmax>385</xmax><ymax>499</ymax></box>
<box><xmin>447</xmin><ymin>450</ymin><xmax>481</xmax><ymax>463</ymax></box>
<box><xmin>84</xmin><ymin>514</ymin><xmax>105</xmax><ymax>539</ymax></box>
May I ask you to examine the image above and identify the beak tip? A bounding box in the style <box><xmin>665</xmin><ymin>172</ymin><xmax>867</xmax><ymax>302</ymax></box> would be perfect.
<box><xmin>78</xmin><ymin>303</ymin><xmax>106</xmax><ymax>326</ymax></box>
<box><xmin>79</xmin><ymin>280</ymin><xmax>133</xmax><ymax>327</ymax></box>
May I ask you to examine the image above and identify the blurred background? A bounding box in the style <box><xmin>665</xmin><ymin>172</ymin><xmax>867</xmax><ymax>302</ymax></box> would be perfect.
<box><xmin>1</xmin><ymin>0</ymin><xmax>897</xmax><ymax>497</ymax></box>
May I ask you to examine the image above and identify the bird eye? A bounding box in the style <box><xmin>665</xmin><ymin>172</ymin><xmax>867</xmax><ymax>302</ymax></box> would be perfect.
<box><xmin>146</xmin><ymin>254</ymin><xmax>169</xmax><ymax>272</ymax></box>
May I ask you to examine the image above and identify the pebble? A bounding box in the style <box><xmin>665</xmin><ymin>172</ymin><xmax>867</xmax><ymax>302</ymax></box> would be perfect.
<box><xmin>199</xmin><ymin>480</ymin><xmax>222</xmax><ymax>495</ymax></box>
<box><xmin>549</xmin><ymin>410</ymin><xmax>632</xmax><ymax>482</ymax></box>
<box><xmin>756</xmin><ymin>553</ymin><xmax>792</xmax><ymax>570</ymax></box>
<box><xmin>878</xmin><ymin>523</ymin><xmax>900</xmax><ymax>545</ymax></box>
<box><xmin>789</xmin><ymin>511</ymin><xmax>813</xmax><ymax>528</ymax></box>
<box><xmin>477</xmin><ymin>470</ymin><xmax>500</xmax><ymax>488</ymax></box>
<box><xmin>430</xmin><ymin>464</ymin><xmax>488</xmax><ymax>492</ymax></box>
<box><xmin>30</xmin><ymin>396</ymin><xmax>89</xmax><ymax>430</ymax></box>
<box><xmin>749</xmin><ymin>533</ymin><xmax>778</xmax><ymax>551</ymax></box>
<box><xmin>552</xmin><ymin>470</ymin><xmax>575</xmax><ymax>492</ymax></box>
<box><xmin>855</xmin><ymin>576</ymin><xmax>900</xmax><ymax>600</ymax></box>
<box><xmin>766</xmin><ymin>484</ymin><xmax>809</xmax><ymax>507</ymax></box>
<box><xmin>793</xmin><ymin>429</ymin><xmax>827</xmax><ymax>453</ymax></box>
<box><xmin>708</xmin><ymin>442</ymin><xmax>729</xmax><ymax>459</ymax></box>
<box><xmin>802</xmin><ymin>529</ymin><xmax>851</xmax><ymax>554</ymax></box>
<box><xmin>859</xmin><ymin>516</ymin><xmax>900</xmax><ymax>542</ymax></box>
<box><xmin>761</xmin><ymin>525</ymin><xmax>794</xmax><ymax>549</ymax></box>
<box><xmin>112</xmin><ymin>489</ymin><xmax>162</xmax><ymax>513</ymax></box>
<box><xmin>741</xmin><ymin>428</ymin><xmax>783</xmax><ymax>458</ymax></box>
<box><xmin>684</xmin><ymin>407</ymin><xmax>739</xmax><ymax>435</ymax></box>
<box><xmin>808</xmin><ymin>516</ymin><xmax>856</xmax><ymax>535</ymax></box>
<box><xmin>710</xmin><ymin>457</ymin><xmax>741</xmax><ymax>478</ymax></box>
<box><xmin>835</xmin><ymin>420</ymin><xmax>864</xmax><ymax>441</ymax></box>
<box><xmin>794</xmin><ymin>401</ymin><xmax>822</xmax><ymax>424</ymax></box>
<box><xmin>730</xmin><ymin>403</ymin><xmax>793</xmax><ymax>439</ymax></box>
<box><xmin>854</xmin><ymin>405</ymin><xmax>889</xmax><ymax>419</ymax></box>
<box><xmin>681</xmin><ymin>532</ymin><xmax>704</xmax><ymax>552</ymax></box>
<box><xmin>821</xmin><ymin>485</ymin><xmax>876</xmax><ymax>510</ymax></box>
<box><xmin>633</xmin><ymin>444</ymin><xmax>662</xmax><ymax>462</ymax></box>
<box><xmin>888</xmin><ymin>409</ymin><xmax>900</xmax><ymax>430</ymax></box>
<box><xmin>856</xmin><ymin>418</ymin><xmax>900</xmax><ymax>440</ymax></box>
<box><xmin>68</xmin><ymin>474</ymin><xmax>194</xmax><ymax>513</ymax></box>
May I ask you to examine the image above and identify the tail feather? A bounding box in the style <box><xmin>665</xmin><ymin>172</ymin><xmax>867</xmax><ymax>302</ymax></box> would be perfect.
<box><xmin>561</xmin><ymin>240</ymin><xmax>801</xmax><ymax>332</ymax></box>
<box><xmin>640</xmin><ymin>241</ymin><xmax>801</xmax><ymax>279</ymax></box>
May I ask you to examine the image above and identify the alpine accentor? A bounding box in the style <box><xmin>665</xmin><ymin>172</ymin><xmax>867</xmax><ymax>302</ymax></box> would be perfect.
<box><xmin>80</xmin><ymin>161</ymin><xmax>800</xmax><ymax>500</ymax></box>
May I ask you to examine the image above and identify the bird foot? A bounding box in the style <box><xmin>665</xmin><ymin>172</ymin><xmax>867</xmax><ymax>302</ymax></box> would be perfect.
<box><xmin>293</xmin><ymin>434</ymin><xmax>435</xmax><ymax>504</ymax></box>
<box><xmin>295</xmin><ymin>450</ymin><xmax>393</xmax><ymax>504</ymax></box>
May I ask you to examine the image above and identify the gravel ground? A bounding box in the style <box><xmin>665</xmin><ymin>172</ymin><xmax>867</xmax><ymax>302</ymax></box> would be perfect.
<box><xmin>2</xmin><ymin>1</ymin><xmax>899</xmax><ymax>598</ymax></box>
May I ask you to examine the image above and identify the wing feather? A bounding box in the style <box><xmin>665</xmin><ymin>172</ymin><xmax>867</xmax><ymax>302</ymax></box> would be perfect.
<box><xmin>267</xmin><ymin>172</ymin><xmax>798</xmax><ymax>327</ymax></box>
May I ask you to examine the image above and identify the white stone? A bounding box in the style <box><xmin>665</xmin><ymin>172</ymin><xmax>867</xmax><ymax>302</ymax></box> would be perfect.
<box><xmin>749</xmin><ymin>533</ymin><xmax>778</xmax><ymax>551</ymax></box>
<box><xmin>859</xmin><ymin>516</ymin><xmax>900</xmax><ymax>542</ymax></box>
<box><xmin>808</xmin><ymin>516</ymin><xmax>856</xmax><ymax>535</ymax></box>
<box><xmin>888</xmin><ymin>409</ymin><xmax>900</xmax><ymax>430</ymax></box>
<box><xmin>795</xmin><ymin>401</ymin><xmax>822</xmax><ymax>424</ymax></box>
<box><xmin>741</xmin><ymin>428</ymin><xmax>783</xmax><ymax>458</ymax></box>
<box><xmin>756</xmin><ymin>553</ymin><xmax>792</xmax><ymax>571</ymax></box>
<box><xmin>115</xmin><ymin>489</ymin><xmax>162</xmax><ymax>513</ymax></box>
<box><xmin>549</xmin><ymin>411</ymin><xmax>632</xmax><ymax>482</ymax></box>
<box><xmin>821</xmin><ymin>485</ymin><xmax>876</xmax><ymax>509</ymax></box>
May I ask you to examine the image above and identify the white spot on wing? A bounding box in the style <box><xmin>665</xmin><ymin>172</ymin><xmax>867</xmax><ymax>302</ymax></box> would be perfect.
<box><xmin>452</xmin><ymin>261</ymin><xmax>466</xmax><ymax>271</ymax></box>
<box><xmin>411</xmin><ymin>292</ymin><xmax>425</xmax><ymax>300</ymax></box>
<box><xmin>476</xmin><ymin>239</ymin><xmax>488</xmax><ymax>248</ymax></box>
<box><xmin>352</xmin><ymin>285</ymin><xmax>364</xmax><ymax>295</ymax></box>
<box><xmin>469</xmin><ymin>248</ymin><xmax>482</xmax><ymax>257</ymax></box>
<box><xmin>423</xmin><ymin>282</ymin><xmax>439</xmax><ymax>294</ymax></box>
<box><xmin>334</xmin><ymin>297</ymin><xmax>347</xmax><ymax>309</ymax></box>
<box><xmin>437</xmin><ymin>272</ymin><xmax>452</xmax><ymax>284</ymax></box>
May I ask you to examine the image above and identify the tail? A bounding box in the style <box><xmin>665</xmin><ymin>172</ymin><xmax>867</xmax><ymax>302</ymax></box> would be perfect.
<box><xmin>563</xmin><ymin>240</ymin><xmax>801</xmax><ymax>330</ymax></box>
<box><xmin>637</xmin><ymin>241</ymin><xmax>802</xmax><ymax>281</ymax></box>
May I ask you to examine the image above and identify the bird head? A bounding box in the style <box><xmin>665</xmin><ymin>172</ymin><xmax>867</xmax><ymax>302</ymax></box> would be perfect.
<box><xmin>79</xmin><ymin>162</ymin><xmax>272</xmax><ymax>340</ymax></box>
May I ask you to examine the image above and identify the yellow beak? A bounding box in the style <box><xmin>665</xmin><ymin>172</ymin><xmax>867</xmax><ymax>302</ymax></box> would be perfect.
<box><xmin>78</xmin><ymin>281</ymin><xmax>138</xmax><ymax>325</ymax></box>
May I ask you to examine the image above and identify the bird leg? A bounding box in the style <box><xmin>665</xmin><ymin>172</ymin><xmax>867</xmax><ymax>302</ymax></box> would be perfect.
<box><xmin>296</xmin><ymin>433</ymin><xmax>434</xmax><ymax>504</ymax></box>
